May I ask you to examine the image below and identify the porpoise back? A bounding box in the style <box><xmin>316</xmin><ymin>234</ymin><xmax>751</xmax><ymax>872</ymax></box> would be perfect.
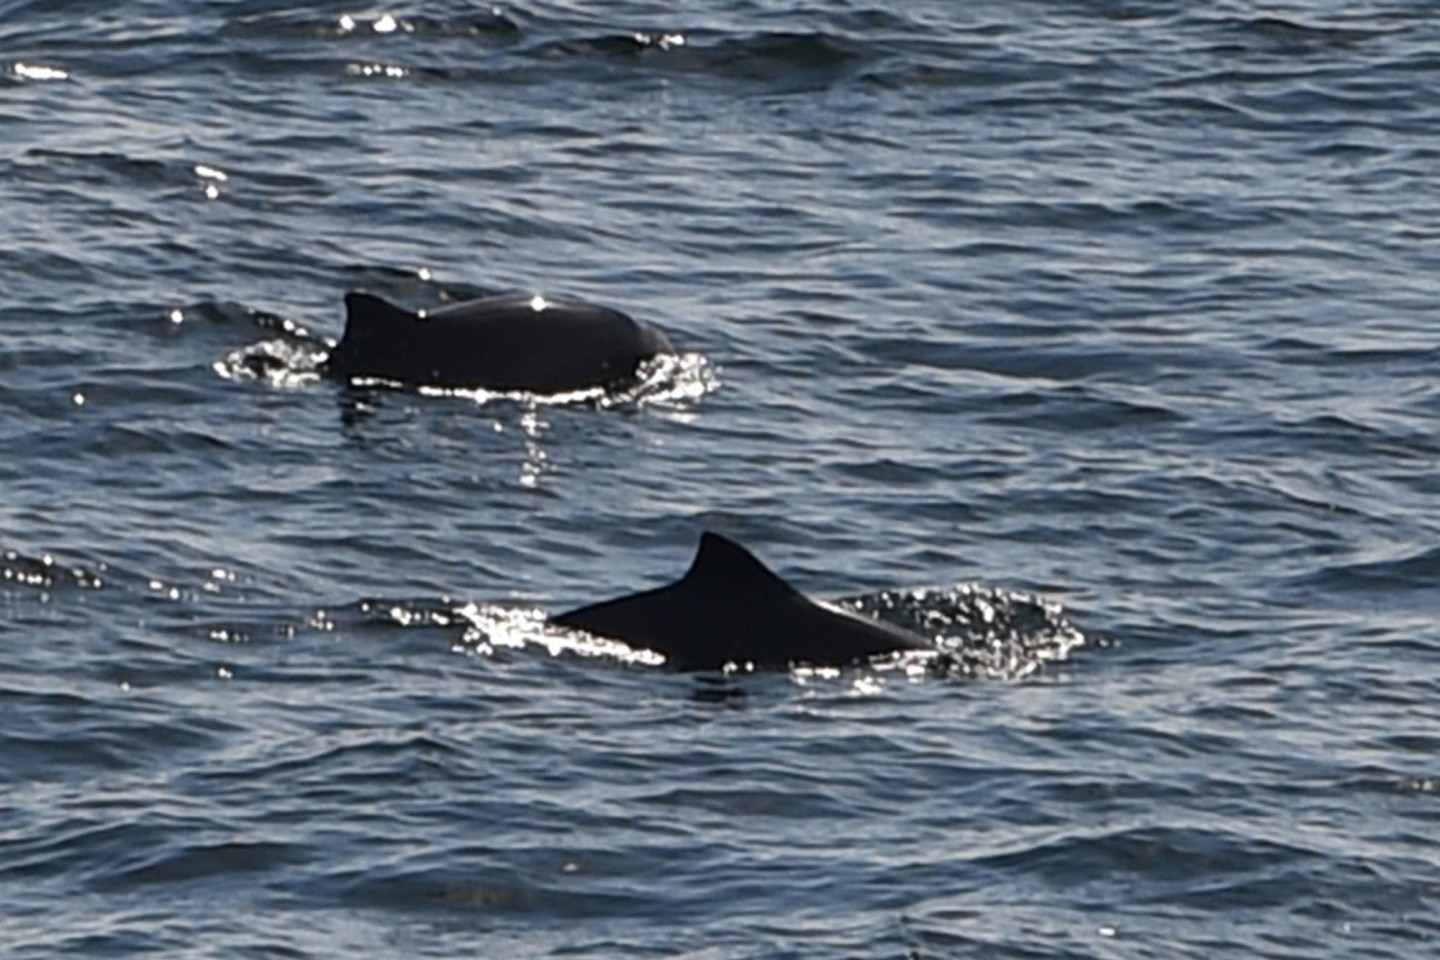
<box><xmin>324</xmin><ymin>291</ymin><xmax>674</xmax><ymax>392</ymax></box>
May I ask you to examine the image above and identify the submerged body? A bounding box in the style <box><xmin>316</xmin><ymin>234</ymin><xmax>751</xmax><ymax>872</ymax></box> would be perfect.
<box><xmin>552</xmin><ymin>532</ymin><xmax>931</xmax><ymax>670</ymax></box>
<box><xmin>323</xmin><ymin>291</ymin><xmax>674</xmax><ymax>392</ymax></box>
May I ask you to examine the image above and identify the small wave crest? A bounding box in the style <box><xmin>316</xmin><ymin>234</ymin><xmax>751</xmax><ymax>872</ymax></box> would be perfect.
<box><xmin>220</xmin><ymin>9</ymin><xmax>522</xmax><ymax>42</ymax></box>
<box><xmin>215</xmin><ymin>337</ymin><xmax>327</xmax><ymax>388</ymax></box>
<box><xmin>842</xmin><ymin>584</ymin><xmax>1086</xmax><ymax>680</ymax></box>
<box><xmin>2</xmin><ymin>547</ymin><xmax>107</xmax><ymax>592</ymax></box>
<box><xmin>1298</xmin><ymin>544</ymin><xmax>1440</xmax><ymax>597</ymax></box>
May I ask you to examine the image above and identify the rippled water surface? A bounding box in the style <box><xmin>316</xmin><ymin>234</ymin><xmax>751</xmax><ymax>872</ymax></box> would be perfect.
<box><xmin>3</xmin><ymin>1</ymin><xmax>1439</xmax><ymax>957</ymax></box>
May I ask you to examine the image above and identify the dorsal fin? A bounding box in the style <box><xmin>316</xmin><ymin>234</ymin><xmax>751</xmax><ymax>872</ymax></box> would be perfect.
<box><xmin>681</xmin><ymin>532</ymin><xmax>804</xmax><ymax>602</ymax></box>
<box><xmin>343</xmin><ymin>292</ymin><xmax>415</xmax><ymax>336</ymax></box>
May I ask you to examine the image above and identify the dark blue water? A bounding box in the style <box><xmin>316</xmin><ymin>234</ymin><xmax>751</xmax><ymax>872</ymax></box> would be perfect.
<box><xmin>4</xmin><ymin>1</ymin><xmax>1439</xmax><ymax>956</ymax></box>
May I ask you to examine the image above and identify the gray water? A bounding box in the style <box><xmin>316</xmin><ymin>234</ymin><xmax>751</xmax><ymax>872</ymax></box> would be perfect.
<box><xmin>3</xmin><ymin>2</ymin><xmax>1439</xmax><ymax>957</ymax></box>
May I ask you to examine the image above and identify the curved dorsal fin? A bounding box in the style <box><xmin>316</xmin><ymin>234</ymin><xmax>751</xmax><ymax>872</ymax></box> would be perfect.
<box><xmin>682</xmin><ymin>532</ymin><xmax>804</xmax><ymax>602</ymax></box>
<box><xmin>343</xmin><ymin>292</ymin><xmax>416</xmax><ymax>331</ymax></box>
<box><xmin>341</xmin><ymin>293</ymin><xmax>417</xmax><ymax>349</ymax></box>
